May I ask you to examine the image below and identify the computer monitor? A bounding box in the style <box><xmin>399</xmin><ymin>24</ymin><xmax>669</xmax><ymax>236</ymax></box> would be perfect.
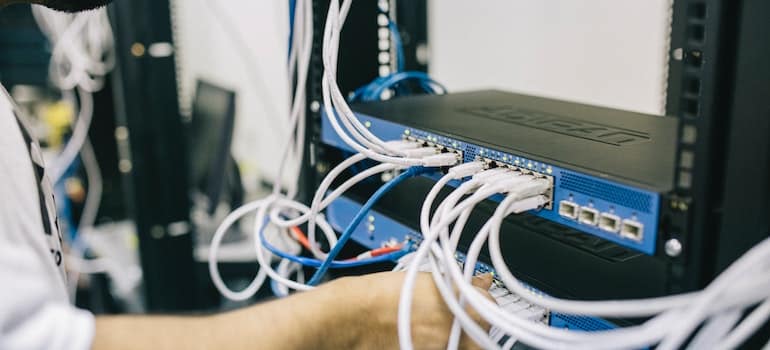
<box><xmin>188</xmin><ymin>80</ymin><xmax>241</xmax><ymax>215</ymax></box>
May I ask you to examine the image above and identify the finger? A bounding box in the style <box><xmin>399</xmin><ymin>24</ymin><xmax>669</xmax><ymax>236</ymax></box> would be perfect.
<box><xmin>458</xmin><ymin>328</ymin><xmax>487</xmax><ymax>350</ymax></box>
<box><xmin>471</xmin><ymin>273</ymin><xmax>494</xmax><ymax>290</ymax></box>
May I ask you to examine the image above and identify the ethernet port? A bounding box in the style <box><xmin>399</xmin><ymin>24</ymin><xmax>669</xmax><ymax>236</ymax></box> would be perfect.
<box><xmin>486</xmin><ymin>160</ymin><xmax>501</xmax><ymax>169</ymax></box>
<box><xmin>578</xmin><ymin>207</ymin><xmax>599</xmax><ymax>226</ymax></box>
<box><xmin>621</xmin><ymin>220</ymin><xmax>644</xmax><ymax>241</ymax></box>
<box><xmin>558</xmin><ymin>201</ymin><xmax>579</xmax><ymax>220</ymax></box>
<box><xmin>598</xmin><ymin>213</ymin><xmax>621</xmax><ymax>233</ymax></box>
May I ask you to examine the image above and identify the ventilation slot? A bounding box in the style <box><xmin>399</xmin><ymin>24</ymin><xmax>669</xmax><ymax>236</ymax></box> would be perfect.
<box><xmin>551</xmin><ymin>314</ymin><xmax>616</xmax><ymax>331</ymax></box>
<box><xmin>559</xmin><ymin>172</ymin><xmax>653</xmax><ymax>214</ymax></box>
<box><xmin>463</xmin><ymin>145</ymin><xmax>478</xmax><ymax>163</ymax></box>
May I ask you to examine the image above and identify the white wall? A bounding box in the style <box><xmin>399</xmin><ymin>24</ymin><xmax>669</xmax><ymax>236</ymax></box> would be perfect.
<box><xmin>171</xmin><ymin>0</ymin><xmax>293</xmax><ymax>191</ymax></box>
<box><xmin>428</xmin><ymin>0</ymin><xmax>672</xmax><ymax>115</ymax></box>
<box><xmin>170</xmin><ymin>1</ymin><xmax>672</xmax><ymax>192</ymax></box>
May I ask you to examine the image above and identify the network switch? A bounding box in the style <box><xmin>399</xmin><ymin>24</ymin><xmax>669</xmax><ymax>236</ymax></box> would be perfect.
<box><xmin>324</xmin><ymin>194</ymin><xmax>619</xmax><ymax>333</ymax></box>
<box><xmin>321</xmin><ymin>90</ymin><xmax>677</xmax><ymax>255</ymax></box>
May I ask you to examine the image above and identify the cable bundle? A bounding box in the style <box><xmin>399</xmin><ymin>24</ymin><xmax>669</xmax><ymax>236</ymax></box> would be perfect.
<box><xmin>31</xmin><ymin>5</ymin><xmax>116</xmax><ymax>297</ymax></box>
<box><xmin>206</xmin><ymin>0</ymin><xmax>461</xmax><ymax>301</ymax></box>
<box><xmin>32</xmin><ymin>6</ymin><xmax>114</xmax><ymax>183</ymax></box>
<box><xmin>203</xmin><ymin>1</ymin><xmax>770</xmax><ymax>349</ymax></box>
<box><xmin>348</xmin><ymin>21</ymin><xmax>445</xmax><ymax>103</ymax></box>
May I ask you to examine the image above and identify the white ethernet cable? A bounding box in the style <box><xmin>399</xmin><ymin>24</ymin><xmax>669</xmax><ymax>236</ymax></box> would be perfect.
<box><xmin>252</xmin><ymin>151</ymin><xmax>458</xmax><ymax>293</ymax></box>
<box><xmin>230</xmin><ymin>0</ymin><xmax>461</xmax><ymax>295</ymax></box>
<box><xmin>201</xmin><ymin>2</ymin><xmax>769</xmax><ymax>347</ymax></box>
<box><xmin>66</xmin><ymin>138</ymin><xmax>103</xmax><ymax>301</ymax></box>
<box><xmin>210</xmin><ymin>0</ymin><xmax>437</xmax><ymax>299</ymax></box>
<box><xmin>442</xmin><ymin>194</ymin><xmax>664</xmax><ymax>349</ymax></box>
<box><xmin>436</xmin><ymin>193</ymin><xmax>665</xmax><ymax>350</ymax></box>
<box><xmin>207</xmin><ymin>0</ymin><xmax>314</xmax><ymax>299</ymax></box>
<box><xmin>268</xmin><ymin>139</ymin><xmax>419</xmax><ymax>256</ymax></box>
<box><xmin>77</xmin><ymin>139</ymin><xmax>102</xmax><ymax>236</ymax></box>
<box><xmin>210</xmin><ymin>2</ymin><xmax>770</xmax><ymax>347</ymax></box>
<box><xmin>426</xmin><ymin>175</ymin><xmax>550</xmax><ymax>349</ymax></box>
<box><xmin>273</xmin><ymin>259</ymin><xmax>305</xmax><ymax>298</ymax></box>
<box><xmin>429</xmin><ymin>190</ymin><xmax>770</xmax><ymax>349</ymax></box>
<box><xmin>422</xmin><ymin>177</ymin><xmax>769</xmax><ymax>349</ymax></box>
<box><xmin>270</xmin><ymin>141</ymin><xmax>428</xmax><ymax>249</ymax></box>
<box><xmin>715</xmin><ymin>299</ymin><xmax>770</xmax><ymax>349</ymax></box>
<box><xmin>399</xmin><ymin>164</ymin><xmax>514</xmax><ymax>349</ymax></box>
<box><xmin>31</xmin><ymin>7</ymin><xmax>115</xmax><ymax>93</ymax></box>
<box><xmin>208</xmin><ymin>141</ymin><xmax>449</xmax><ymax>299</ymax></box>
<box><xmin>685</xmin><ymin>309</ymin><xmax>744</xmax><ymax>350</ymax></box>
<box><xmin>275</xmin><ymin>0</ymin><xmax>314</xmax><ymax>199</ymax></box>
<box><xmin>320</xmin><ymin>0</ymin><xmax>445</xmax><ymax>164</ymax></box>
<box><xmin>32</xmin><ymin>7</ymin><xmax>115</xmax><ymax>184</ymax></box>
<box><xmin>314</xmin><ymin>2</ymin><xmax>770</xmax><ymax>349</ymax></box>
<box><xmin>209</xmin><ymin>148</ymin><xmax>456</xmax><ymax>297</ymax></box>
<box><xmin>271</xmin><ymin>162</ymin><xmax>402</xmax><ymax>255</ymax></box>
<box><xmin>321</xmin><ymin>0</ymin><xmax>395</xmax><ymax>155</ymax></box>
<box><xmin>209</xmin><ymin>0</ymin><xmax>313</xmax><ymax>199</ymax></box>
<box><xmin>441</xmin><ymin>183</ymin><xmax>549</xmax><ymax>349</ymax></box>
<box><xmin>48</xmin><ymin>88</ymin><xmax>93</xmax><ymax>184</ymax></box>
<box><xmin>32</xmin><ymin>6</ymin><xmax>118</xmax><ymax>299</ymax></box>
<box><xmin>423</xmin><ymin>183</ymin><xmax>549</xmax><ymax>349</ymax></box>
<box><xmin>401</xmin><ymin>165</ymin><xmax>764</xmax><ymax>349</ymax></box>
<box><xmin>209</xmin><ymin>198</ymin><xmax>272</xmax><ymax>301</ymax></box>
<box><xmin>207</xmin><ymin>195</ymin><xmax>339</xmax><ymax>300</ymax></box>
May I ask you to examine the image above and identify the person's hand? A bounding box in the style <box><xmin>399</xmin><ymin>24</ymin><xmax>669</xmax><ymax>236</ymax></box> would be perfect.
<box><xmin>325</xmin><ymin>271</ymin><xmax>495</xmax><ymax>349</ymax></box>
<box><xmin>92</xmin><ymin>271</ymin><xmax>493</xmax><ymax>350</ymax></box>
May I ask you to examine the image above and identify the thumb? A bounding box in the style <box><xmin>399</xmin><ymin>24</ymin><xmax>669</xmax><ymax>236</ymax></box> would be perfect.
<box><xmin>471</xmin><ymin>273</ymin><xmax>494</xmax><ymax>290</ymax></box>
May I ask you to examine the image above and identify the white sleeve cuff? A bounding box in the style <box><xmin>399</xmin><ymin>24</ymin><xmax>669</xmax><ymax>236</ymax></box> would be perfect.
<box><xmin>1</xmin><ymin>303</ymin><xmax>95</xmax><ymax>350</ymax></box>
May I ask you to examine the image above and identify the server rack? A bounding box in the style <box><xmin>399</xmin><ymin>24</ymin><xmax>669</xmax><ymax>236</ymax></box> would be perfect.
<box><xmin>305</xmin><ymin>0</ymin><xmax>770</xmax><ymax>317</ymax></box>
<box><xmin>109</xmin><ymin>0</ymin><xmax>197</xmax><ymax>311</ymax></box>
<box><xmin>107</xmin><ymin>3</ymin><xmax>769</xmax><ymax>338</ymax></box>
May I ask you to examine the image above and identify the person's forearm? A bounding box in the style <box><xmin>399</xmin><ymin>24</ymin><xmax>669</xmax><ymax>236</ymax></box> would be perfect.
<box><xmin>92</xmin><ymin>278</ymin><xmax>364</xmax><ymax>350</ymax></box>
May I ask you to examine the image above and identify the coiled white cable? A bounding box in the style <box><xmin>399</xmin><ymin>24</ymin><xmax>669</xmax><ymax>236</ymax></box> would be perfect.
<box><xmin>32</xmin><ymin>7</ymin><xmax>117</xmax><ymax>297</ymax></box>
<box><xmin>32</xmin><ymin>7</ymin><xmax>115</xmax><ymax>93</ymax></box>
<box><xmin>32</xmin><ymin>6</ymin><xmax>114</xmax><ymax>184</ymax></box>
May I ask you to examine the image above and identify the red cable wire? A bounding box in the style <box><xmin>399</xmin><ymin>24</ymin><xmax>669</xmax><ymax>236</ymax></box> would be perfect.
<box><xmin>289</xmin><ymin>226</ymin><xmax>314</xmax><ymax>252</ymax></box>
<box><xmin>288</xmin><ymin>225</ymin><xmax>402</xmax><ymax>261</ymax></box>
<box><xmin>369</xmin><ymin>245</ymin><xmax>403</xmax><ymax>257</ymax></box>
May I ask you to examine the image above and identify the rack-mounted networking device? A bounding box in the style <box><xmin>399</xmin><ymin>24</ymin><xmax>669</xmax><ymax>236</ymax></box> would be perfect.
<box><xmin>324</xmin><ymin>193</ymin><xmax>619</xmax><ymax>332</ymax></box>
<box><xmin>321</xmin><ymin>90</ymin><xmax>678</xmax><ymax>256</ymax></box>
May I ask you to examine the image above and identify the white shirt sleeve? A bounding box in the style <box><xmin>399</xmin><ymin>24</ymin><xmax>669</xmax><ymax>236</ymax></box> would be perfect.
<box><xmin>1</xmin><ymin>87</ymin><xmax>95</xmax><ymax>350</ymax></box>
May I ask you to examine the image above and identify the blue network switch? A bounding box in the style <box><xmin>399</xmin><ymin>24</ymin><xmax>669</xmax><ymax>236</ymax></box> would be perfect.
<box><xmin>324</xmin><ymin>193</ymin><xmax>619</xmax><ymax>332</ymax></box>
<box><xmin>321</xmin><ymin>110</ymin><xmax>663</xmax><ymax>255</ymax></box>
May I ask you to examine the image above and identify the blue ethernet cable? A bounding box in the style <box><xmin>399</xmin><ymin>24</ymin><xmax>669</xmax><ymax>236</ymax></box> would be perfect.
<box><xmin>259</xmin><ymin>223</ymin><xmax>409</xmax><ymax>268</ymax></box>
<box><xmin>287</xmin><ymin>0</ymin><xmax>296</xmax><ymax>58</ymax></box>
<box><xmin>307</xmin><ymin>166</ymin><xmax>429</xmax><ymax>285</ymax></box>
<box><xmin>349</xmin><ymin>71</ymin><xmax>447</xmax><ymax>102</ymax></box>
<box><xmin>388</xmin><ymin>21</ymin><xmax>406</xmax><ymax>73</ymax></box>
<box><xmin>366</xmin><ymin>71</ymin><xmax>447</xmax><ymax>100</ymax></box>
<box><xmin>347</xmin><ymin>21</ymin><xmax>446</xmax><ymax>103</ymax></box>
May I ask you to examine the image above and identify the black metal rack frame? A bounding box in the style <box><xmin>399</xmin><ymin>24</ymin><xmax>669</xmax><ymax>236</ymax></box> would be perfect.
<box><xmin>305</xmin><ymin>0</ymin><xmax>770</xmax><ymax>301</ymax></box>
<box><xmin>107</xmin><ymin>2</ymin><xmax>768</xmax><ymax>335</ymax></box>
